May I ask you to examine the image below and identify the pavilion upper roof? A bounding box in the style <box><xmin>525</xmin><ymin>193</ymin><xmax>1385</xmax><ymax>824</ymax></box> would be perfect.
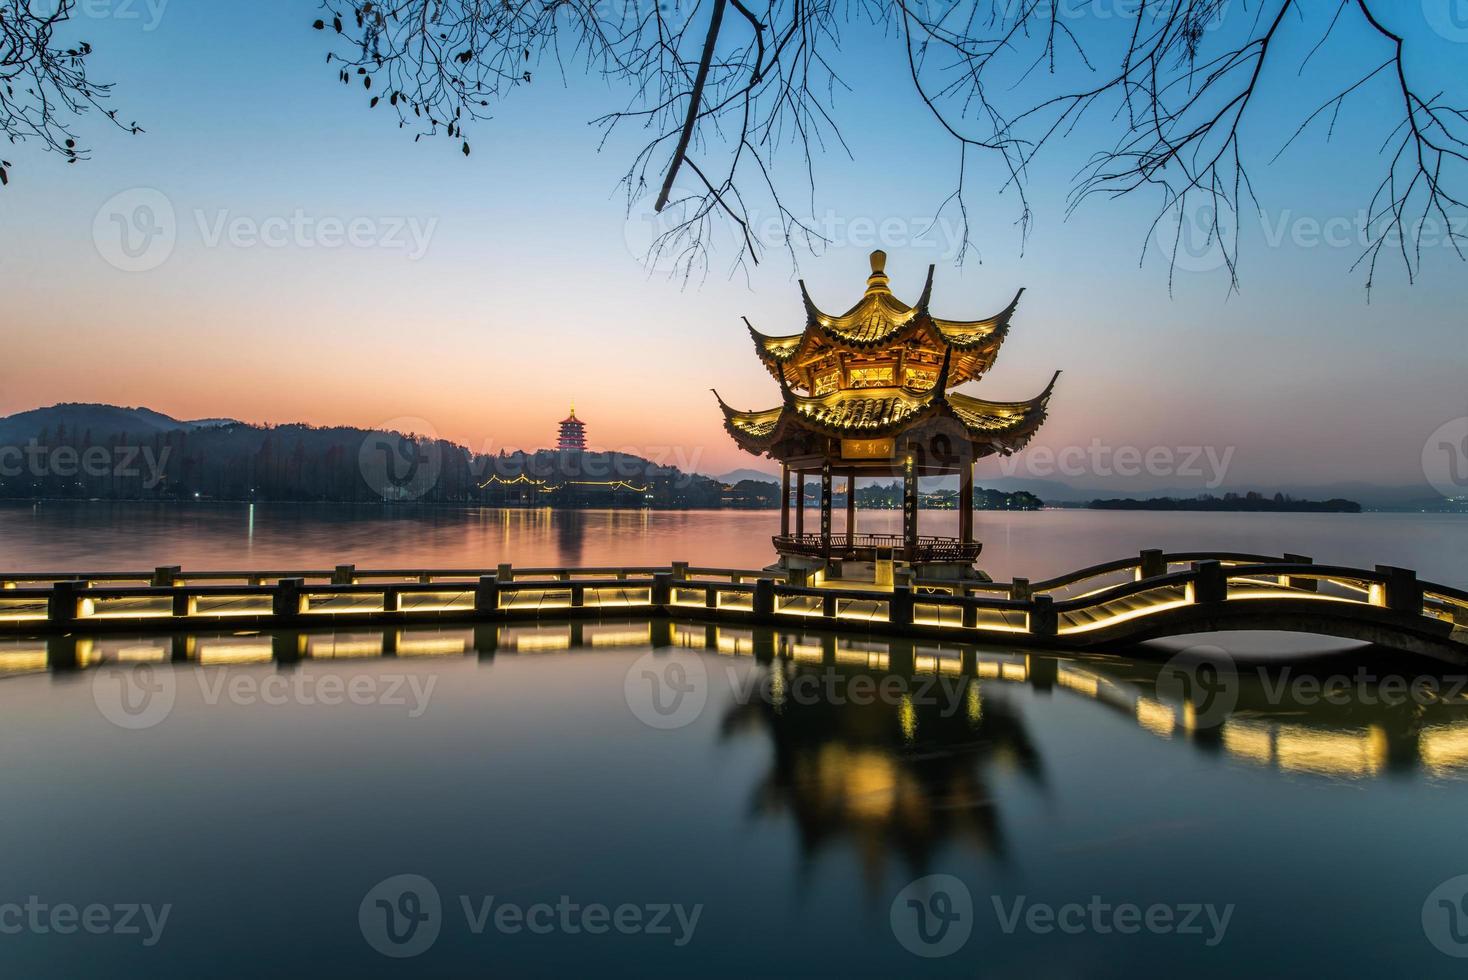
<box><xmin>745</xmin><ymin>251</ymin><xmax>1022</xmax><ymax>392</ymax></box>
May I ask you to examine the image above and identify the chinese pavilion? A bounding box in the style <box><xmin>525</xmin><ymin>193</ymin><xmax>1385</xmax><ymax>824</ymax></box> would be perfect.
<box><xmin>557</xmin><ymin>405</ymin><xmax>588</xmax><ymax>451</ymax></box>
<box><xmin>715</xmin><ymin>251</ymin><xmax>1058</xmax><ymax>578</ymax></box>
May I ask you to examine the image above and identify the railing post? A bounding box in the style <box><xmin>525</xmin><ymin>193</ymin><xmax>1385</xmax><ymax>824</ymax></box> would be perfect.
<box><xmin>672</xmin><ymin>561</ymin><xmax>689</xmax><ymax>582</ymax></box>
<box><xmin>961</xmin><ymin>601</ymin><xmax>978</xmax><ymax>629</ymax></box>
<box><xmin>383</xmin><ymin>587</ymin><xmax>401</xmax><ymax>613</ymax></box>
<box><xmin>571</xmin><ymin>584</ymin><xmax>585</xmax><ymax>608</ymax></box>
<box><xmin>152</xmin><ymin>565</ymin><xmax>180</xmax><ymax>587</ymax></box>
<box><xmin>171</xmin><ymin>589</ymin><xmax>195</xmax><ymax>619</ymax></box>
<box><xmin>651</xmin><ymin>572</ymin><xmax>673</xmax><ymax>608</ymax></box>
<box><xmin>705</xmin><ymin>585</ymin><xmax>718</xmax><ymax>609</ymax></box>
<box><xmin>1282</xmin><ymin>553</ymin><xmax>1317</xmax><ymax>591</ymax></box>
<box><xmin>753</xmin><ymin>578</ymin><xmax>775</xmax><ymax>617</ymax></box>
<box><xmin>273</xmin><ymin>578</ymin><xmax>304</xmax><ymax>620</ymax></box>
<box><xmin>49</xmin><ymin>581</ymin><xmax>81</xmax><ymax>629</ymax></box>
<box><xmin>889</xmin><ymin>586</ymin><xmax>913</xmax><ymax>627</ymax></box>
<box><xmin>333</xmin><ymin>564</ymin><xmax>356</xmax><ymax>585</ymax></box>
<box><xmin>496</xmin><ymin>563</ymin><xmax>513</xmax><ymax>583</ymax></box>
<box><xmin>1138</xmin><ymin>549</ymin><xmax>1165</xmax><ymax>580</ymax></box>
<box><xmin>1375</xmin><ymin>565</ymin><xmax>1422</xmax><ymax>614</ymax></box>
<box><xmin>822</xmin><ymin>593</ymin><xmax>837</xmax><ymax>618</ymax></box>
<box><xmin>475</xmin><ymin>575</ymin><xmax>500</xmax><ymax>615</ymax></box>
<box><xmin>1009</xmin><ymin>577</ymin><xmax>1031</xmax><ymax>602</ymax></box>
<box><xmin>1191</xmin><ymin>560</ymin><xmax>1226</xmax><ymax>604</ymax></box>
<box><xmin>1028</xmin><ymin>594</ymin><xmax>1057</xmax><ymax>636</ymax></box>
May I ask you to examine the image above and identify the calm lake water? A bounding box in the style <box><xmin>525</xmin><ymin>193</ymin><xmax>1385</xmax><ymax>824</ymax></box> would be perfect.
<box><xmin>2</xmin><ymin>503</ymin><xmax>1467</xmax><ymax>976</ymax></box>
<box><xmin>1</xmin><ymin>624</ymin><xmax>1467</xmax><ymax>977</ymax></box>
<box><xmin>1</xmin><ymin>501</ymin><xmax>1465</xmax><ymax>586</ymax></box>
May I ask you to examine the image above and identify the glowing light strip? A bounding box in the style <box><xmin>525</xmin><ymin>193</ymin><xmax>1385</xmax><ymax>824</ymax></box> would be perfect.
<box><xmin>1057</xmin><ymin>599</ymin><xmax>1192</xmax><ymax>634</ymax></box>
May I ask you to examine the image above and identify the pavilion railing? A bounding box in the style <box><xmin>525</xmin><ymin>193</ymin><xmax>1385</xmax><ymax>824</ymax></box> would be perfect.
<box><xmin>773</xmin><ymin>533</ymin><xmax>981</xmax><ymax>563</ymax></box>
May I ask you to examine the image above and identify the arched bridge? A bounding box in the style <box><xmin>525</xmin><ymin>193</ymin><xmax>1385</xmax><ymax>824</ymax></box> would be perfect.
<box><xmin>1</xmin><ymin>551</ymin><xmax>1464</xmax><ymax>664</ymax></box>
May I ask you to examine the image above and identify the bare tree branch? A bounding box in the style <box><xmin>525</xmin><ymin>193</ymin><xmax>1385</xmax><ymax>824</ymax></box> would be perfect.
<box><xmin>0</xmin><ymin>0</ymin><xmax>140</xmax><ymax>187</ymax></box>
<box><xmin>312</xmin><ymin>0</ymin><xmax>1468</xmax><ymax>292</ymax></box>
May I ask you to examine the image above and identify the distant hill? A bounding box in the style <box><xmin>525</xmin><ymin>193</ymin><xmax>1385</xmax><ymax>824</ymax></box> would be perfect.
<box><xmin>714</xmin><ymin>467</ymin><xmax>779</xmax><ymax>485</ymax></box>
<box><xmin>0</xmin><ymin>403</ymin><xmax>238</xmax><ymax>443</ymax></box>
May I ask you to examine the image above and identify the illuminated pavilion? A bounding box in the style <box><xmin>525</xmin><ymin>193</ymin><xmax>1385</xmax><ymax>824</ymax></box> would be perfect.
<box><xmin>715</xmin><ymin>251</ymin><xmax>1058</xmax><ymax>581</ymax></box>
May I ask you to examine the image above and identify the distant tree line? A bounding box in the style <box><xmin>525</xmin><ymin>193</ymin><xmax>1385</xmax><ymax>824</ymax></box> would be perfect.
<box><xmin>0</xmin><ymin>420</ymin><xmax>722</xmax><ymax>508</ymax></box>
<box><xmin>1088</xmin><ymin>492</ymin><xmax>1360</xmax><ymax>513</ymax></box>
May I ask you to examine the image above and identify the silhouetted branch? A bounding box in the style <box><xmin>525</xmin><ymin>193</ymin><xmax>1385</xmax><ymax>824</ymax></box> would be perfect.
<box><xmin>0</xmin><ymin>0</ymin><xmax>139</xmax><ymax>187</ymax></box>
<box><xmin>313</xmin><ymin>0</ymin><xmax>1468</xmax><ymax>292</ymax></box>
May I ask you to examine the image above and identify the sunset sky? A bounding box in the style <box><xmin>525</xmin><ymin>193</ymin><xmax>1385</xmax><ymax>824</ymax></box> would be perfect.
<box><xmin>2</xmin><ymin>0</ymin><xmax>1466</xmax><ymax>490</ymax></box>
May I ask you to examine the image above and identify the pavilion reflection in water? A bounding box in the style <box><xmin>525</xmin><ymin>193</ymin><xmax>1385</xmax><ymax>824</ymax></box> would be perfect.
<box><xmin>8</xmin><ymin>624</ymin><xmax>1468</xmax><ymax>787</ymax></box>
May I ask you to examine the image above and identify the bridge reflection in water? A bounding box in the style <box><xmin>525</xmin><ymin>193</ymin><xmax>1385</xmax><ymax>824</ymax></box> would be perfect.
<box><xmin>8</xmin><ymin>620</ymin><xmax>1467</xmax><ymax>793</ymax></box>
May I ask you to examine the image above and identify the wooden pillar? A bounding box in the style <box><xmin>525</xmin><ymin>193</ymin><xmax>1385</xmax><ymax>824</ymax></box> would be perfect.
<box><xmin>795</xmin><ymin>470</ymin><xmax>806</xmax><ymax>537</ymax></box>
<box><xmin>820</xmin><ymin>462</ymin><xmax>833</xmax><ymax>555</ymax></box>
<box><xmin>845</xmin><ymin>472</ymin><xmax>856</xmax><ymax>548</ymax></box>
<box><xmin>779</xmin><ymin>465</ymin><xmax>791</xmax><ymax>537</ymax></box>
<box><xmin>959</xmin><ymin>460</ymin><xmax>974</xmax><ymax>545</ymax></box>
<box><xmin>902</xmin><ymin>453</ymin><xmax>918</xmax><ymax>560</ymax></box>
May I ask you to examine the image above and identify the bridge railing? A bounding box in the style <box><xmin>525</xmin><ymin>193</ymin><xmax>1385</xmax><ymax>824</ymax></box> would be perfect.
<box><xmin>1</xmin><ymin>554</ymin><xmax>1463</xmax><ymax>659</ymax></box>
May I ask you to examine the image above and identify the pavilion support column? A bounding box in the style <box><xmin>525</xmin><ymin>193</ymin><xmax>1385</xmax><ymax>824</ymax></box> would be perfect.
<box><xmin>959</xmin><ymin>460</ymin><xmax>974</xmax><ymax>545</ymax></box>
<box><xmin>780</xmin><ymin>465</ymin><xmax>791</xmax><ymax>538</ymax></box>
<box><xmin>902</xmin><ymin>453</ymin><xmax>919</xmax><ymax>561</ymax></box>
<box><xmin>845</xmin><ymin>473</ymin><xmax>856</xmax><ymax>549</ymax></box>
<box><xmin>820</xmin><ymin>462</ymin><xmax>833</xmax><ymax>561</ymax></box>
<box><xmin>795</xmin><ymin>471</ymin><xmax>806</xmax><ymax>538</ymax></box>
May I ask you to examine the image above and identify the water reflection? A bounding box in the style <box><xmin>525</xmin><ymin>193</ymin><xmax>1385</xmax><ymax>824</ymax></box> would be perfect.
<box><xmin>720</xmin><ymin>659</ymin><xmax>1042</xmax><ymax>883</ymax></box>
<box><xmin>6</xmin><ymin>622</ymin><xmax>1466</xmax><ymax>792</ymax></box>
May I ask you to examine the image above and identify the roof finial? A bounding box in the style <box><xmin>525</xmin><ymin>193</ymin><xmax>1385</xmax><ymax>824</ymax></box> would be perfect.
<box><xmin>866</xmin><ymin>250</ymin><xmax>890</xmax><ymax>294</ymax></box>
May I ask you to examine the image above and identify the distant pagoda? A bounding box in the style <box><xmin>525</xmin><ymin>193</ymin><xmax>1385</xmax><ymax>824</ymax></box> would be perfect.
<box><xmin>557</xmin><ymin>405</ymin><xmax>587</xmax><ymax>451</ymax></box>
<box><xmin>715</xmin><ymin>251</ymin><xmax>1058</xmax><ymax>577</ymax></box>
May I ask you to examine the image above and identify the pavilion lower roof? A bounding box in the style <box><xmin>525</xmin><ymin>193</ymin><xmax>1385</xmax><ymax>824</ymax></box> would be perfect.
<box><xmin>714</xmin><ymin>372</ymin><xmax>1059</xmax><ymax>459</ymax></box>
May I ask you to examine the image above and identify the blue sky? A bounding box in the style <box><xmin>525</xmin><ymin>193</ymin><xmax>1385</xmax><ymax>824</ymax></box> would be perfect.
<box><xmin>1</xmin><ymin>0</ymin><xmax>1465</xmax><ymax>488</ymax></box>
